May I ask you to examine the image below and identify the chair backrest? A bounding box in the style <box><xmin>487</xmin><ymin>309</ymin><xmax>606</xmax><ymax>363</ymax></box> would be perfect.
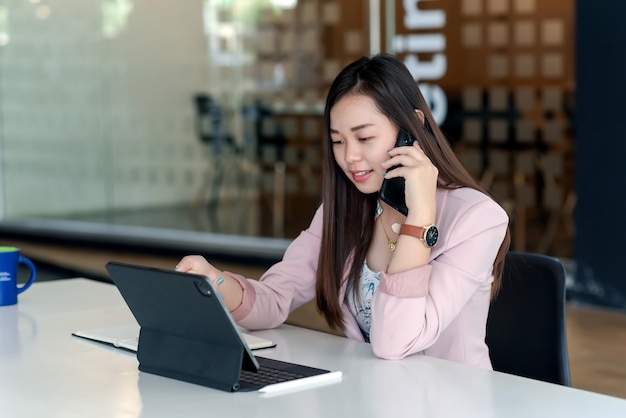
<box><xmin>486</xmin><ymin>251</ymin><xmax>571</xmax><ymax>386</ymax></box>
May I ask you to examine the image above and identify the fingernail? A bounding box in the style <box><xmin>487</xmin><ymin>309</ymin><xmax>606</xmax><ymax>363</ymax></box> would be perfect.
<box><xmin>175</xmin><ymin>265</ymin><xmax>179</xmax><ymax>270</ymax></box>
<box><xmin>387</xmin><ymin>148</ymin><xmax>393</xmax><ymax>152</ymax></box>
<box><xmin>217</xmin><ymin>277</ymin><xmax>224</xmax><ymax>285</ymax></box>
<box><xmin>382</xmin><ymin>173</ymin><xmax>387</xmax><ymax>178</ymax></box>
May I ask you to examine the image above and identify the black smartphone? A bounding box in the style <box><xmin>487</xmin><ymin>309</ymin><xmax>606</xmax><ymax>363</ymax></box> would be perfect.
<box><xmin>379</xmin><ymin>129</ymin><xmax>416</xmax><ymax>215</ymax></box>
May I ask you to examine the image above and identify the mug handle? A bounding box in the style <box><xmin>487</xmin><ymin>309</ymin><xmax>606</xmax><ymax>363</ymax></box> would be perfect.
<box><xmin>17</xmin><ymin>256</ymin><xmax>37</xmax><ymax>294</ymax></box>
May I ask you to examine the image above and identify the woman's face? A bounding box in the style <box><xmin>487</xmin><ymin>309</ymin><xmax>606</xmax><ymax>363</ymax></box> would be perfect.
<box><xmin>329</xmin><ymin>94</ymin><xmax>398</xmax><ymax>194</ymax></box>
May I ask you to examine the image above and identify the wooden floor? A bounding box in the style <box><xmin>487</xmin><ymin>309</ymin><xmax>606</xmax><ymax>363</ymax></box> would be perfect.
<box><xmin>566</xmin><ymin>303</ymin><xmax>626</xmax><ymax>398</ymax></box>
<box><xmin>8</xmin><ymin>239</ymin><xmax>626</xmax><ymax>400</ymax></box>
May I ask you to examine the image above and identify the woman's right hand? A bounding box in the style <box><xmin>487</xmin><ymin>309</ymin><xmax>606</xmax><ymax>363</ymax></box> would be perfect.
<box><xmin>176</xmin><ymin>255</ymin><xmax>243</xmax><ymax>312</ymax></box>
<box><xmin>176</xmin><ymin>255</ymin><xmax>221</xmax><ymax>279</ymax></box>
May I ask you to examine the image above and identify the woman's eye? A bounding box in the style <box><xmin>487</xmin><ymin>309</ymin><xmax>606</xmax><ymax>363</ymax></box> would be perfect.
<box><xmin>359</xmin><ymin>137</ymin><xmax>372</xmax><ymax>142</ymax></box>
<box><xmin>331</xmin><ymin>140</ymin><xmax>343</xmax><ymax>145</ymax></box>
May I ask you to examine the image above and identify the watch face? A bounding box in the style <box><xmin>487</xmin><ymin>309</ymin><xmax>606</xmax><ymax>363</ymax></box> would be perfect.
<box><xmin>424</xmin><ymin>226</ymin><xmax>439</xmax><ymax>247</ymax></box>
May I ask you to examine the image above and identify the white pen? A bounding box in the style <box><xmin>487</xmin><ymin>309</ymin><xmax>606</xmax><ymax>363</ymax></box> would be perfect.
<box><xmin>258</xmin><ymin>371</ymin><xmax>343</xmax><ymax>395</ymax></box>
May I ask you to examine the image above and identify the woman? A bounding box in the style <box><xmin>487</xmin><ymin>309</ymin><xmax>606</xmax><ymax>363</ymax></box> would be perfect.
<box><xmin>177</xmin><ymin>54</ymin><xmax>510</xmax><ymax>368</ymax></box>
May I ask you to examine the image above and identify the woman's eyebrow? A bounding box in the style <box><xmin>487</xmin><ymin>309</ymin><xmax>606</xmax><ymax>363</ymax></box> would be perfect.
<box><xmin>350</xmin><ymin>123</ymin><xmax>374</xmax><ymax>132</ymax></box>
<box><xmin>329</xmin><ymin>123</ymin><xmax>374</xmax><ymax>134</ymax></box>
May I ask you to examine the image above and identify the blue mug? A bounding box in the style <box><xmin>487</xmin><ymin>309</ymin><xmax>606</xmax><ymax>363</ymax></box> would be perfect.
<box><xmin>0</xmin><ymin>246</ymin><xmax>37</xmax><ymax>306</ymax></box>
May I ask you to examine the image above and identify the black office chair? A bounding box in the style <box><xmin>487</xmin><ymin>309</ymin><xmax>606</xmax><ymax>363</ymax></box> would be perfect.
<box><xmin>486</xmin><ymin>251</ymin><xmax>571</xmax><ymax>386</ymax></box>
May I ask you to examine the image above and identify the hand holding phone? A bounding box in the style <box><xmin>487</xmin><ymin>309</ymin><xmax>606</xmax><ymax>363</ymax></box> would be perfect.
<box><xmin>379</xmin><ymin>129</ymin><xmax>416</xmax><ymax>215</ymax></box>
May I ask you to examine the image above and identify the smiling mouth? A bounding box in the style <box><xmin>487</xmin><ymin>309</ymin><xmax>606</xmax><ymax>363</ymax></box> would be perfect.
<box><xmin>350</xmin><ymin>170</ymin><xmax>374</xmax><ymax>182</ymax></box>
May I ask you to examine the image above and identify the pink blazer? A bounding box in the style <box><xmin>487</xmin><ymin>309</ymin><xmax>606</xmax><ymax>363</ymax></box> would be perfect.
<box><xmin>229</xmin><ymin>187</ymin><xmax>509</xmax><ymax>369</ymax></box>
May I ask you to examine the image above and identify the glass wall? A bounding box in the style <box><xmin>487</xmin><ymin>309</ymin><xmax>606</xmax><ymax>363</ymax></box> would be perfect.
<box><xmin>0</xmin><ymin>0</ymin><xmax>372</xmax><ymax>240</ymax></box>
<box><xmin>0</xmin><ymin>0</ymin><xmax>214</xmax><ymax>224</ymax></box>
<box><xmin>0</xmin><ymin>0</ymin><xmax>575</xmax><ymax>258</ymax></box>
<box><xmin>390</xmin><ymin>0</ymin><xmax>576</xmax><ymax>258</ymax></box>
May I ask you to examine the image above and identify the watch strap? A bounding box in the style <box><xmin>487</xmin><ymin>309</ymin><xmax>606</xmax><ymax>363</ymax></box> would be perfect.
<box><xmin>399</xmin><ymin>224</ymin><xmax>427</xmax><ymax>240</ymax></box>
<box><xmin>400</xmin><ymin>224</ymin><xmax>438</xmax><ymax>247</ymax></box>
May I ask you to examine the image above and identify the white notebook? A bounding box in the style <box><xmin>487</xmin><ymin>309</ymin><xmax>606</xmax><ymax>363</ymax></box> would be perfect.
<box><xmin>72</xmin><ymin>324</ymin><xmax>276</xmax><ymax>352</ymax></box>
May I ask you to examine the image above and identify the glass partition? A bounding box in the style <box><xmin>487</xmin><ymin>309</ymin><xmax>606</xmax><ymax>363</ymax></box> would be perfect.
<box><xmin>0</xmin><ymin>0</ymin><xmax>575</xmax><ymax>259</ymax></box>
<box><xmin>389</xmin><ymin>0</ymin><xmax>576</xmax><ymax>258</ymax></box>
<box><xmin>0</xmin><ymin>0</ymin><xmax>373</xmax><ymax>241</ymax></box>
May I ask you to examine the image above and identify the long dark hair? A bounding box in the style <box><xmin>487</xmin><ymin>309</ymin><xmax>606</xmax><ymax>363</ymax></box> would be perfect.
<box><xmin>315</xmin><ymin>53</ymin><xmax>511</xmax><ymax>331</ymax></box>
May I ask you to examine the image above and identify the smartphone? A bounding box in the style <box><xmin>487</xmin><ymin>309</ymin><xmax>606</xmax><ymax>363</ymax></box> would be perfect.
<box><xmin>379</xmin><ymin>129</ymin><xmax>416</xmax><ymax>215</ymax></box>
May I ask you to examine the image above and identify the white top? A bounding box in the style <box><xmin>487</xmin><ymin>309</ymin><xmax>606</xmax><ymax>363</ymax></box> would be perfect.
<box><xmin>346</xmin><ymin>204</ymin><xmax>384</xmax><ymax>342</ymax></box>
<box><xmin>2</xmin><ymin>278</ymin><xmax>626</xmax><ymax>418</ymax></box>
<box><xmin>347</xmin><ymin>261</ymin><xmax>382</xmax><ymax>342</ymax></box>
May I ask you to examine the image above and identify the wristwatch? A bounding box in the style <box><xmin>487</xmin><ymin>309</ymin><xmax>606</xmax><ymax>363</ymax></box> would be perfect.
<box><xmin>400</xmin><ymin>224</ymin><xmax>439</xmax><ymax>248</ymax></box>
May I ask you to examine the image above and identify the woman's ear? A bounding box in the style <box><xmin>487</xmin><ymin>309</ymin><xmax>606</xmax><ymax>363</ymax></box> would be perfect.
<box><xmin>415</xmin><ymin>109</ymin><xmax>425</xmax><ymax>124</ymax></box>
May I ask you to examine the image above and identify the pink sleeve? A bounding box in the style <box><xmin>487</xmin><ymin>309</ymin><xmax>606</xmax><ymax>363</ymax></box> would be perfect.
<box><xmin>370</xmin><ymin>199</ymin><xmax>508</xmax><ymax>359</ymax></box>
<box><xmin>228</xmin><ymin>206</ymin><xmax>324</xmax><ymax>330</ymax></box>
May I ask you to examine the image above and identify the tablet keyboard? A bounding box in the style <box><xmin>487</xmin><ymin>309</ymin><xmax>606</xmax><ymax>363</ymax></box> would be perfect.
<box><xmin>240</xmin><ymin>366</ymin><xmax>305</xmax><ymax>386</ymax></box>
<box><xmin>237</xmin><ymin>356</ymin><xmax>332</xmax><ymax>391</ymax></box>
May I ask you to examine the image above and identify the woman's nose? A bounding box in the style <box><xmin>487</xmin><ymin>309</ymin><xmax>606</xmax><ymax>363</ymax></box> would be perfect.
<box><xmin>345</xmin><ymin>142</ymin><xmax>362</xmax><ymax>163</ymax></box>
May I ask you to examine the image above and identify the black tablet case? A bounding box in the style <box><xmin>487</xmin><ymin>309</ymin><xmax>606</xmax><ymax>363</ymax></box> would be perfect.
<box><xmin>105</xmin><ymin>261</ymin><xmax>260</xmax><ymax>392</ymax></box>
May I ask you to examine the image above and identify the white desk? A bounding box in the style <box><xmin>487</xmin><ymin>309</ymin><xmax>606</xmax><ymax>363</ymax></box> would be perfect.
<box><xmin>1</xmin><ymin>279</ymin><xmax>625</xmax><ymax>418</ymax></box>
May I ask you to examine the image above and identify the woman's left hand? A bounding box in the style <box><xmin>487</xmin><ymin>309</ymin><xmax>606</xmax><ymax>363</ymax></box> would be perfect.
<box><xmin>381</xmin><ymin>141</ymin><xmax>438</xmax><ymax>224</ymax></box>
